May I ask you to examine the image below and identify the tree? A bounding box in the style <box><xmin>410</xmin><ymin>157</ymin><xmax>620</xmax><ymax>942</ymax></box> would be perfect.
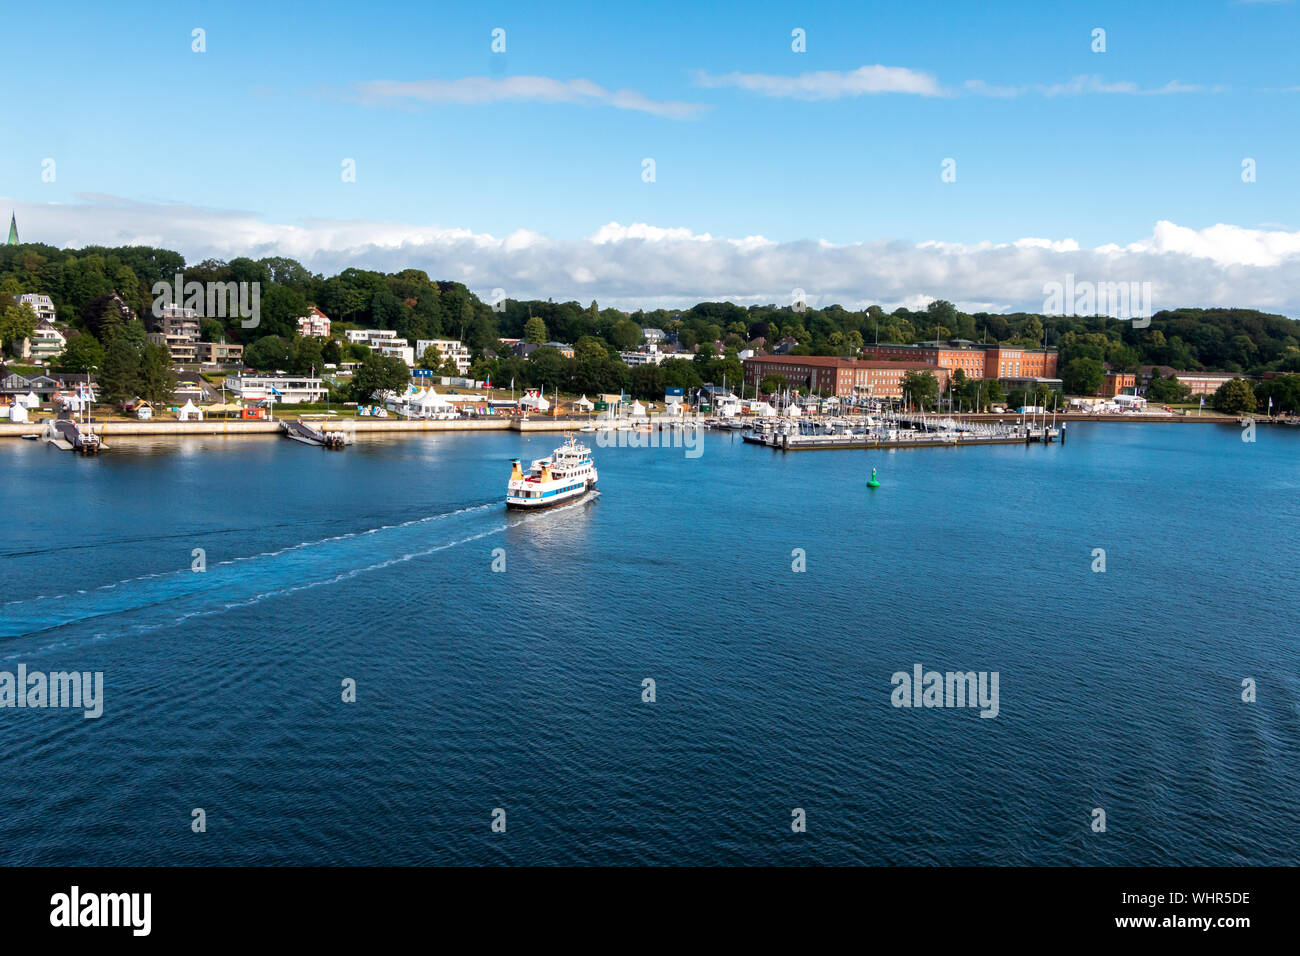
<box><xmin>101</xmin><ymin>337</ymin><xmax>142</xmax><ymax>405</ymax></box>
<box><xmin>759</xmin><ymin>373</ymin><xmax>788</xmax><ymax>395</ymax></box>
<box><xmin>901</xmin><ymin>370</ymin><xmax>939</xmax><ymax>410</ymax></box>
<box><xmin>1062</xmin><ymin>357</ymin><xmax>1105</xmax><ymax>395</ymax></box>
<box><xmin>610</xmin><ymin>319</ymin><xmax>643</xmax><ymax>351</ymax></box>
<box><xmin>139</xmin><ymin>343</ymin><xmax>177</xmax><ymax>405</ymax></box>
<box><xmin>523</xmin><ymin>316</ymin><xmax>547</xmax><ymax>344</ymax></box>
<box><xmin>349</xmin><ymin>355</ymin><xmax>411</xmax><ymax>402</ymax></box>
<box><xmin>244</xmin><ymin>335</ymin><xmax>293</xmax><ymax>372</ymax></box>
<box><xmin>57</xmin><ymin>332</ymin><xmax>105</xmax><ymax>373</ymax></box>
<box><xmin>1146</xmin><ymin>372</ymin><xmax>1190</xmax><ymax>404</ymax></box>
<box><xmin>1212</xmin><ymin>378</ymin><xmax>1256</xmax><ymax>414</ymax></box>
<box><xmin>0</xmin><ymin>301</ymin><xmax>37</xmax><ymax>356</ymax></box>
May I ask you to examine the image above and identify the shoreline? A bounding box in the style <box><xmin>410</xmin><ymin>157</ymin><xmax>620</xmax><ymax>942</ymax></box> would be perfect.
<box><xmin>0</xmin><ymin>410</ymin><xmax>1259</xmax><ymax>441</ymax></box>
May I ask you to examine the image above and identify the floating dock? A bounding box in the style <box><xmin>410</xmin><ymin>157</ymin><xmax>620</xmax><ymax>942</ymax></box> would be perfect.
<box><xmin>742</xmin><ymin>416</ymin><xmax>1060</xmax><ymax>451</ymax></box>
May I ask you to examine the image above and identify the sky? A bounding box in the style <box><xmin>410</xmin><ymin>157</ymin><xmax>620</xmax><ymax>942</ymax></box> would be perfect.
<box><xmin>4</xmin><ymin>0</ymin><xmax>1300</xmax><ymax>314</ymax></box>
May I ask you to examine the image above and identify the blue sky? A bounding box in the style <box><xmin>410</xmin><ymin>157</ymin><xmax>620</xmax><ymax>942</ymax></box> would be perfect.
<box><xmin>4</xmin><ymin>0</ymin><xmax>1300</xmax><ymax>312</ymax></box>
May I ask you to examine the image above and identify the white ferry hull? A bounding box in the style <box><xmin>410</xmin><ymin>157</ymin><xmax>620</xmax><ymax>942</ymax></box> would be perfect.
<box><xmin>505</xmin><ymin>479</ymin><xmax>596</xmax><ymax>509</ymax></box>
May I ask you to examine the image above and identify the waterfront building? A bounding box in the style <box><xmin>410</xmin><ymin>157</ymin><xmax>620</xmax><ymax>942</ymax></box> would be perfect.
<box><xmin>296</xmin><ymin>307</ymin><xmax>331</xmax><ymax>339</ymax></box>
<box><xmin>226</xmin><ymin>374</ymin><xmax>326</xmax><ymax>404</ymax></box>
<box><xmin>743</xmin><ymin>355</ymin><xmax>951</xmax><ymax>399</ymax></box>
<box><xmin>415</xmin><ymin>338</ymin><xmax>472</xmax><ymax>374</ymax></box>
<box><xmin>544</xmin><ymin>342</ymin><xmax>576</xmax><ymax>359</ymax></box>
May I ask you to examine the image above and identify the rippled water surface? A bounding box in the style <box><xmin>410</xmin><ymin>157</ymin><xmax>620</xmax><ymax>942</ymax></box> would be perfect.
<box><xmin>1</xmin><ymin>423</ymin><xmax>1297</xmax><ymax>865</ymax></box>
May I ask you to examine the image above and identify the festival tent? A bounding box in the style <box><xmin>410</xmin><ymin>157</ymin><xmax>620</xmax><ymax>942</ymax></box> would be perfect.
<box><xmin>629</xmin><ymin>400</ymin><xmax>648</xmax><ymax>418</ymax></box>
<box><xmin>573</xmin><ymin>395</ymin><xmax>594</xmax><ymax>411</ymax></box>
<box><xmin>177</xmin><ymin>399</ymin><xmax>203</xmax><ymax>421</ymax></box>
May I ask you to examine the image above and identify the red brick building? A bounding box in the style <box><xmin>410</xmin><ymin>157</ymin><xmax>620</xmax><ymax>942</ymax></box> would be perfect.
<box><xmin>743</xmin><ymin>355</ymin><xmax>950</xmax><ymax>399</ymax></box>
<box><xmin>862</xmin><ymin>341</ymin><xmax>1058</xmax><ymax>381</ymax></box>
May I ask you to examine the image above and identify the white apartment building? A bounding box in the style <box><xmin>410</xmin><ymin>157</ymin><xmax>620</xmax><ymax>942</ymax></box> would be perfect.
<box><xmin>619</xmin><ymin>343</ymin><xmax>670</xmax><ymax>366</ymax></box>
<box><xmin>18</xmin><ymin>293</ymin><xmax>56</xmax><ymax>324</ymax></box>
<box><xmin>416</xmin><ymin>339</ymin><xmax>472</xmax><ymax>374</ymax></box>
<box><xmin>376</xmin><ymin>344</ymin><xmax>415</xmax><ymax>367</ymax></box>
<box><xmin>345</xmin><ymin>329</ymin><xmax>401</xmax><ymax>346</ymax></box>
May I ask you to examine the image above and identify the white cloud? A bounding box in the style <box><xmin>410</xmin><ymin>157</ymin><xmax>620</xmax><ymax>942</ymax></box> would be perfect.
<box><xmin>351</xmin><ymin>76</ymin><xmax>708</xmax><ymax>120</ymax></box>
<box><xmin>694</xmin><ymin>65</ymin><xmax>946</xmax><ymax>99</ymax></box>
<box><xmin>9</xmin><ymin>196</ymin><xmax>1300</xmax><ymax>317</ymax></box>
<box><xmin>967</xmin><ymin>75</ymin><xmax>1217</xmax><ymax>98</ymax></box>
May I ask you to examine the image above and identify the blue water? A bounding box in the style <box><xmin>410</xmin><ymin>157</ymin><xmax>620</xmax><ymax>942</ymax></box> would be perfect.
<box><xmin>0</xmin><ymin>423</ymin><xmax>1297</xmax><ymax>865</ymax></box>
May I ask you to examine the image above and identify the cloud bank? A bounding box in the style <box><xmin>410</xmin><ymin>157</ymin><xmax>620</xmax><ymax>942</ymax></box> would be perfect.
<box><xmin>9</xmin><ymin>196</ymin><xmax>1300</xmax><ymax>317</ymax></box>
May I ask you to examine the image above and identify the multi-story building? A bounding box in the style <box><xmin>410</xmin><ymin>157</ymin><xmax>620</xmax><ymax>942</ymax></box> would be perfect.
<box><xmin>376</xmin><ymin>343</ymin><xmax>415</xmax><ymax>366</ymax></box>
<box><xmin>861</xmin><ymin>340</ymin><xmax>1058</xmax><ymax>383</ymax></box>
<box><xmin>619</xmin><ymin>344</ymin><xmax>672</xmax><ymax>366</ymax></box>
<box><xmin>18</xmin><ymin>321</ymin><xmax>65</xmax><ymax>363</ymax></box>
<box><xmin>195</xmin><ymin>341</ymin><xmax>244</xmax><ymax>366</ymax></box>
<box><xmin>415</xmin><ymin>338</ymin><xmax>472</xmax><ymax>374</ymax></box>
<box><xmin>17</xmin><ymin>293</ymin><xmax>56</xmax><ymax>324</ymax></box>
<box><xmin>225</xmin><ymin>374</ymin><xmax>327</xmax><ymax>404</ymax></box>
<box><xmin>1101</xmin><ymin>371</ymin><xmax>1138</xmax><ymax>398</ymax></box>
<box><xmin>146</xmin><ymin>331</ymin><xmax>197</xmax><ymax>364</ymax></box>
<box><xmin>743</xmin><ymin>355</ymin><xmax>951</xmax><ymax>399</ymax></box>
<box><xmin>296</xmin><ymin>307</ymin><xmax>331</xmax><ymax>339</ymax></box>
<box><xmin>147</xmin><ymin>304</ymin><xmax>202</xmax><ymax>363</ymax></box>
<box><xmin>345</xmin><ymin>329</ymin><xmax>401</xmax><ymax>347</ymax></box>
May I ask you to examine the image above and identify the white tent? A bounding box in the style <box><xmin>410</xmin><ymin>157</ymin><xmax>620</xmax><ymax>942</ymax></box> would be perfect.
<box><xmin>630</xmin><ymin>400</ymin><xmax>647</xmax><ymax>418</ymax></box>
<box><xmin>178</xmin><ymin>399</ymin><xmax>203</xmax><ymax>421</ymax></box>
<box><xmin>8</xmin><ymin>404</ymin><xmax>27</xmax><ymax>423</ymax></box>
<box><xmin>19</xmin><ymin>391</ymin><xmax>39</xmax><ymax>409</ymax></box>
<box><xmin>573</xmin><ymin>395</ymin><xmax>594</xmax><ymax>410</ymax></box>
<box><xmin>519</xmin><ymin>394</ymin><xmax>550</xmax><ymax>412</ymax></box>
<box><xmin>405</xmin><ymin>388</ymin><xmax>455</xmax><ymax>418</ymax></box>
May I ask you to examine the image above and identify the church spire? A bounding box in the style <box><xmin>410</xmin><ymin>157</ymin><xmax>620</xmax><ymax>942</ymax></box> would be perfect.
<box><xmin>6</xmin><ymin>212</ymin><xmax>16</xmax><ymax>245</ymax></box>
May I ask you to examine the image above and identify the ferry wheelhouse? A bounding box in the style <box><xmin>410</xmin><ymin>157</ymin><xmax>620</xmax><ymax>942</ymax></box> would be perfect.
<box><xmin>506</xmin><ymin>436</ymin><xmax>598</xmax><ymax>509</ymax></box>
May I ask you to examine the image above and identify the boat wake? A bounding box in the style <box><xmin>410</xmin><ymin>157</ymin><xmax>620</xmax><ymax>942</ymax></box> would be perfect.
<box><xmin>0</xmin><ymin>497</ymin><xmax>588</xmax><ymax>649</ymax></box>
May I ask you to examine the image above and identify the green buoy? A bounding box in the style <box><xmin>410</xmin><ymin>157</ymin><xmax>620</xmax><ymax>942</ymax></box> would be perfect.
<box><xmin>867</xmin><ymin>468</ymin><xmax>880</xmax><ymax>488</ymax></box>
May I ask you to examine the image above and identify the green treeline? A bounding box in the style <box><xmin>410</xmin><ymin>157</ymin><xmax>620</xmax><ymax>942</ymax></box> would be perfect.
<box><xmin>3</xmin><ymin>242</ymin><xmax>1300</xmax><ymax>409</ymax></box>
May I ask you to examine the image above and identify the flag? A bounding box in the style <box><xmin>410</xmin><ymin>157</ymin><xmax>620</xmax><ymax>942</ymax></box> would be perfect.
<box><xmin>1200</xmin><ymin>397</ymin><xmax>1205</xmax><ymax>406</ymax></box>
<box><xmin>486</xmin><ymin>376</ymin><xmax>491</xmax><ymax>388</ymax></box>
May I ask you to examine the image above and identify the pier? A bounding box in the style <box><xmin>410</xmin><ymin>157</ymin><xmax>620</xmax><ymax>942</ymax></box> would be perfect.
<box><xmin>42</xmin><ymin>419</ymin><xmax>106</xmax><ymax>454</ymax></box>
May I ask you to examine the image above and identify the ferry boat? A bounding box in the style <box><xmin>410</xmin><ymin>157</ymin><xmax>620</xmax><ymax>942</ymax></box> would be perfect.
<box><xmin>506</xmin><ymin>435</ymin><xmax>598</xmax><ymax>509</ymax></box>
